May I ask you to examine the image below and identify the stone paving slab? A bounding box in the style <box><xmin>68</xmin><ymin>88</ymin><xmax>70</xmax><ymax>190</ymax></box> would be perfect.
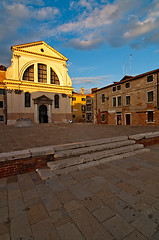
<box><xmin>0</xmin><ymin>144</ymin><xmax>159</xmax><ymax>240</ymax></box>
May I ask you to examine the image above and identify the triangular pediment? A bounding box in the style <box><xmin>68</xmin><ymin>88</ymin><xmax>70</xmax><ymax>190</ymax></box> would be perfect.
<box><xmin>11</xmin><ymin>41</ymin><xmax>68</xmax><ymax>61</ymax></box>
<box><xmin>33</xmin><ymin>95</ymin><xmax>53</xmax><ymax>104</ymax></box>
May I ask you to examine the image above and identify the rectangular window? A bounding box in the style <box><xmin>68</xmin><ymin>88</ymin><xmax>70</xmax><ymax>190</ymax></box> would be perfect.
<box><xmin>147</xmin><ymin>75</ymin><xmax>153</xmax><ymax>83</ymax></box>
<box><xmin>126</xmin><ymin>96</ymin><xmax>130</xmax><ymax>105</ymax></box>
<box><xmin>148</xmin><ymin>91</ymin><xmax>153</xmax><ymax>102</ymax></box>
<box><xmin>0</xmin><ymin>101</ymin><xmax>3</xmax><ymax>108</ymax></box>
<box><xmin>101</xmin><ymin>94</ymin><xmax>105</xmax><ymax>102</ymax></box>
<box><xmin>125</xmin><ymin>82</ymin><xmax>130</xmax><ymax>88</ymax></box>
<box><xmin>72</xmin><ymin>97</ymin><xmax>76</xmax><ymax>101</ymax></box>
<box><xmin>101</xmin><ymin>113</ymin><xmax>105</xmax><ymax>122</ymax></box>
<box><xmin>0</xmin><ymin>115</ymin><xmax>4</xmax><ymax>121</ymax></box>
<box><xmin>112</xmin><ymin>86</ymin><xmax>116</xmax><ymax>92</ymax></box>
<box><xmin>0</xmin><ymin>89</ymin><xmax>5</xmax><ymax>95</ymax></box>
<box><xmin>72</xmin><ymin>115</ymin><xmax>75</xmax><ymax>118</ymax></box>
<box><xmin>113</xmin><ymin>97</ymin><xmax>116</xmax><ymax>107</ymax></box>
<box><xmin>38</xmin><ymin>64</ymin><xmax>47</xmax><ymax>83</ymax></box>
<box><xmin>117</xmin><ymin>96</ymin><xmax>121</xmax><ymax>106</ymax></box>
<box><xmin>117</xmin><ymin>85</ymin><xmax>121</xmax><ymax>91</ymax></box>
<box><xmin>148</xmin><ymin>111</ymin><xmax>154</xmax><ymax>122</ymax></box>
<box><xmin>82</xmin><ymin>115</ymin><xmax>85</xmax><ymax>118</ymax></box>
<box><xmin>81</xmin><ymin>98</ymin><xmax>85</xmax><ymax>101</ymax></box>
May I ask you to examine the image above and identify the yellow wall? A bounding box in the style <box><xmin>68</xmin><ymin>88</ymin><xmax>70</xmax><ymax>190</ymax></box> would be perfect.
<box><xmin>72</xmin><ymin>92</ymin><xmax>86</xmax><ymax>122</ymax></box>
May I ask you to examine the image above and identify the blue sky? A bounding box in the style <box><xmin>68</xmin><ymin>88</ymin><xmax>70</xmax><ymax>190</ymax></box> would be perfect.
<box><xmin>1</xmin><ymin>0</ymin><xmax>159</xmax><ymax>93</ymax></box>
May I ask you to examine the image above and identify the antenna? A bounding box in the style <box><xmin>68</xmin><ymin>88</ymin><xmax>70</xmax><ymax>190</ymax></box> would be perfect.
<box><xmin>130</xmin><ymin>54</ymin><xmax>132</xmax><ymax>75</ymax></box>
<box><xmin>123</xmin><ymin>62</ymin><xmax>125</xmax><ymax>75</ymax></box>
<box><xmin>126</xmin><ymin>64</ymin><xmax>128</xmax><ymax>75</ymax></box>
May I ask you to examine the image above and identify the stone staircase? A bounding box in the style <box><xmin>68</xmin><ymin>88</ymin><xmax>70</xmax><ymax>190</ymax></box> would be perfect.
<box><xmin>37</xmin><ymin>136</ymin><xmax>149</xmax><ymax>179</ymax></box>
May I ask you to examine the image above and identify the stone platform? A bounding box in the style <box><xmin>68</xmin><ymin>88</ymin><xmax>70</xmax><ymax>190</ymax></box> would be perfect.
<box><xmin>0</xmin><ymin>144</ymin><xmax>159</xmax><ymax>240</ymax></box>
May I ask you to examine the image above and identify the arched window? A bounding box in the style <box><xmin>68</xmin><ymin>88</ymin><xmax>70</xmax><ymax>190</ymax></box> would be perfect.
<box><xmin>38</xmin><ymin>64</ymin><xmax>47</xmax><ymax>83</ymax></box>
<box><xmin>54</xmin><ymin>95</ymin><xmax>59</xmax><ymax>108</ymax></box>
<box><xmin>23</xmin><ymin>65</ymin><xmax>34</xmax><ymax>81</ymax></box>
<box><xmin>51</xmin><ymin>68</ymin><xmax>59</xmax><ymax>85</ymax></box>
<box><xmin>25</xmin><ymin>92</ymin><xmax>31</xmax><ymax>107</ymax></box>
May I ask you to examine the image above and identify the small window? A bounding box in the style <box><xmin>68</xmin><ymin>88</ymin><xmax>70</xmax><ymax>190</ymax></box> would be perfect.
<box><xmin>72</xmin><ymin>115</ymin><xmax>75</xmax><ymax>118</ymax></box>
<box><xmin>82</xmin><ymin>98</ymin><xmax>85</xmax><ymax>101</ymax></box>
<box><xmin>147</xmin><ymin>75</ymin><xmax>153</xmax><ymax>83</ymax></box>
<box><xmin>148</xmin><ymin>111</ymin><xmax>154</xmax><ymax>122</ymax></box>
<box><xmin>72</xmin><ymin>97</ymin><xmax>76</xmax><ymax>101</ymax></box>
<box><xmin>54</xmin><ymin>95</ymin><xmax>59</xmax><ymax>108</ymax></box>
<box><xmin>101</xmin><ymin>94</ymin><xmax>105</xmax><ymax>103</ymax></box>
<box><xmin>113</xmin><ymin>97</ymin><xmax>116</xmax><ymax>107</ymax></box>
<box><xmin>0</xmin><ymin>115</ymin><xmax>4</xmax><ymax>121</ymax></box>
<box><xmin>117</xmin><ymin>85</ymin><xmax>121</xmax><ymax>91</ymax></box>
<box><xmin>112</xmin><ymin>86</ymin><xmax>116</xmax><ymax>92</ymax></box>
<box><xmin>0</xmin><ymin>101</ymin><xmax>3</xmax><ymax>108</ymax></box>
<box><xmin>25</xmin><ymin>92</ymin><xmax>31</xmax><ymax>107</ymax></box>
<box><xmin>125</xmin><ymin>82</ymin><xmax>130</xmax><ymax>88</ymax></box>
<box><xmin>101</xmin><ymin>113</ymin><xmax>105</xmax><ymax>122</ymax></box>
<box><xmin>148</xmin><ymin>91</ymin><xmax>153</xmax><ymax>102</ymax></box>
<box><xmin>126</xmin><ymin>96</ymin><xmax>130</xmax><ymax>105</ymax></box>
<box><xmin>117</xmin><ymin>96</ymin><xmax>121</xmax><ymax>106</ymax></box>
<box><xmin>82</xmin><ymin>115</ymin><xmax>85</xmax><ymax>118</ymax></box>
<box><xmin>81</xmin><ymin>105</ymin><xmax>86</xmax><ymax>113</ymax></box>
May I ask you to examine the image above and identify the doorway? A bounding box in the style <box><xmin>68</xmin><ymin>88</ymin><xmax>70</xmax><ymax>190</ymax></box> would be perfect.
<box><xmin>39</xmin><ymin>105</ymin><xmax>48</xmax><ymax>123</ymax></box>
<box><xmin>125</xmin><ymin>114</ymin><xmax>131</xmax><ymax>125</ymax></box>
<box><xmin>117</xmin><ymin>114</ymin><xmax>122</xmax><ymax>125</ymax></box>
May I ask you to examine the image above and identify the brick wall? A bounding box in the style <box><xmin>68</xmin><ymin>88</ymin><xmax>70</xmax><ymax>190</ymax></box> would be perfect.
<box><xmin>0</xmin><ymin>155</ymin><xmax>53</xmax><ymax>178</ymax></box>
<box><xmin>136</xmin><ymin>136</ymin><xmax>159</xmax><ymax>146</ymax></box>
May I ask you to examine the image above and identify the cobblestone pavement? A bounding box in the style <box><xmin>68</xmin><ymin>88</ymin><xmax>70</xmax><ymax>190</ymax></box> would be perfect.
<box><xmin>0</xmin><ymin>144</ymin><xmax>159</xmax><ymax>240</ymax></box>
<box><xmin>1</xmin><ymin>123</ymin><xmax>159</xmax><ymax>153</ymax></box>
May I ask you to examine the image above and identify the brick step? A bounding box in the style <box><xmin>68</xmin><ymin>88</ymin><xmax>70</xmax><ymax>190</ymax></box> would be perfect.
<box><xmin>48</xmin><ymin>143</ymin><xmax>144</xmax><ymax>172</ymax></box>
<box><xmin>54</xmin><ymin>139</ymin><xmax>136</xmax><ymax>160</ymax></box>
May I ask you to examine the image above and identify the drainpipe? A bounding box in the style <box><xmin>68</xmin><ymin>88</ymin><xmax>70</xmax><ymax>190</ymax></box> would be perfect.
<box><xmin>157</xmin><ymin>72</ymin><xmax>159</xmax><ymax>108</ymax></box>
<box><xmin>4</xmin><ymin>88</ymin><xmax>7</xmax><ymax>124</ymax></box>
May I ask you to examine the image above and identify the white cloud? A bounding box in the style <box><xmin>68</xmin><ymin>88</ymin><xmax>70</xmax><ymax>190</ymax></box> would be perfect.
<box><xmin>72</xmin><ymin>75</ymin><xmax>111</xmax><ymax>84</ymax></box>
<box><xmin>34</xmin><ymin>7</ymin><xmax>60</xmax><ymax>20</ymax></box>
<box><xmin>68</xmin><ymin>37</ymin><xmax>103</xmax><ymax>50</ymax></box>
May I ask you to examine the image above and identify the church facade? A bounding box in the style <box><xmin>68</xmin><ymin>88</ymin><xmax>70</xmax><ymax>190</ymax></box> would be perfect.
<box><xmin>0</xmin><ymin>41</ymin><xmax>73</xmax><ymax>125</ymax></box>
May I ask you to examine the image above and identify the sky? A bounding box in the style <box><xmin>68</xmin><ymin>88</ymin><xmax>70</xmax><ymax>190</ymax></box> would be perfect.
<box><xmin>1</xmin><ymin>0</ymin><xmax>159</xmax><ymax>93</ymax></box>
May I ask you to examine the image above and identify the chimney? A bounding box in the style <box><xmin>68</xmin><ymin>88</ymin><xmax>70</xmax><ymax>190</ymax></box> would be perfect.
<box><xmin>81</xmin><ymin>87</ymin><xmax>84</xmax><ymax>95</ymax></box>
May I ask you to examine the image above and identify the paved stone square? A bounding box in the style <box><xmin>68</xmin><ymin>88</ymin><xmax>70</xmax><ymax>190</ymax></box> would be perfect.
<box><xmin>0</xmin><ymin>144</ymin><xmax>159</xmax><ymax>240</ymax></box>
<box><xmin>1</xmin><ymin>123</ymin><xmax>159</xmax><ymax>153</ymax></box>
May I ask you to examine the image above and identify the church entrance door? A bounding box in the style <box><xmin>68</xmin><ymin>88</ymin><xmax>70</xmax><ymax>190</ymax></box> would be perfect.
<box><xmin>39</xmin><ymin>105</ymin><xmax>48</xmax><ymax>123</ymax></box>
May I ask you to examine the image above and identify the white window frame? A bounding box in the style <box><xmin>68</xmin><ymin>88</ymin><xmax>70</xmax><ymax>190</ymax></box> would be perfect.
<box><xmin>147</xmin><ymin>90</ymin><xmax>154</xmax><ymax>103</ymax></box>
<box><xmin>125</xmin><ymin>113</ymin><xmax>131</xmax><ymax>125</ymax></box>
<box><xmin>125</xmin><ymin>82</ymin><xmax>130</xmax><ymax>89</ymax></box>
<box><xmin>125</xmin><ymin>95</ymin><xmax>130</xmax><ymax>106</ymax></box>
<box><xmin>146</xmin><ymin>74</ymin><xmax>154</xmax><ymax>84</ymax></box>
<box><xmin>146</xmin><ymin>110</ymin><xmax>154</xmax><ymax>123</ymax></box>
<box><xmin>112</xmin><ymin>97</ymin><xmax>116</xmax><ymax>107</ymax></box>
<box><xmin>117</xmin><ymin>96</ymin><xmax>122</xmax><ymax>107</ymax></box>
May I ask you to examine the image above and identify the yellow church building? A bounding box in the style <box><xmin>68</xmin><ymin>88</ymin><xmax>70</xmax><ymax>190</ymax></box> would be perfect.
<box><xmin>0</xmin><ymin>41</ymin><xmax>73</xmax><ymax>125</ymax></box>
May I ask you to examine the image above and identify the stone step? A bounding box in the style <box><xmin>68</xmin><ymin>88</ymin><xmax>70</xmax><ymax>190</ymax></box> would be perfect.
<box><xmin>48</xmin><ymin>143</ymin><xmax>144</xmax><ymax>172</ymax></box>
<box><xmin>53</xmin><ymin>136</ymin><xmax>128</xmax><ymax>152</ymax></box>
<box><xmin>53</xmin><ymin>148</ymin><xmax>150</xmax><ymax>175</ymax></box>
<box><xmin>54</xmin><ymin>139</ymin><xmax>136</xmax><ymax>159</ymax></box>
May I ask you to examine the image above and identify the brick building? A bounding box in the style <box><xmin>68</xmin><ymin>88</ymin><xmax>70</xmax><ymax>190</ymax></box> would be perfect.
<box><xmin>94</xmin><ymin>69</ymin><xmax>159</xmax><ymax>125</ymax></box>
<box><xmin>0</xmin><ymin>41</ymin><xmax>73</xmax><ymax>125</ymax></box>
